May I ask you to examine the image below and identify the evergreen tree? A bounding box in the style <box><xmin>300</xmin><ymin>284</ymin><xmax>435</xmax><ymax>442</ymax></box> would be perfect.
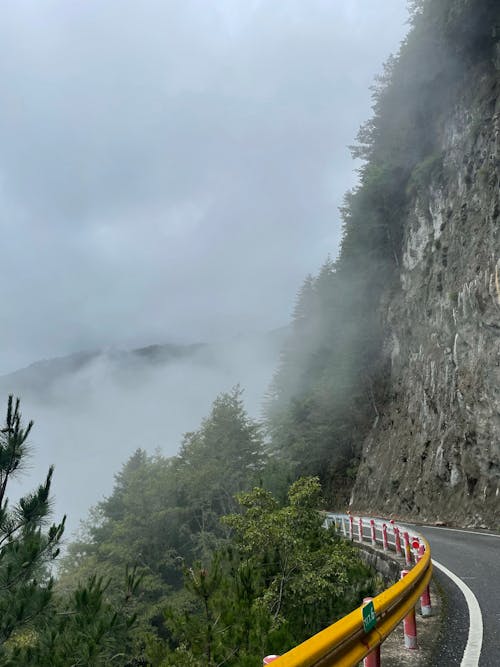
<box><xmin>0</xmin><ymin>397</ymin><xmax>141</xmax><ymax>665</ymax></box>
<box><xmin>175</xmin><ymin>386</ymin><xmax>266</xmax><ymax>558</ymax></box>
<box><xmin>7</xmin><ymin>568</ymin><xmax>141</xmax><ymax>666</ymax></box>
<box><xmin>59</xmin><ymin>387</ymin><xmax>267</xmax><ymax>648</ymax></box>
<box><xmin>0</xmin><ymin>396</ymin><xmax>65</xmax><ymax>650</ymax></box>
<box><xmin>163</xmin><ymin>478</ymin><xmax>375</xmax><ymax>666</ymax></box>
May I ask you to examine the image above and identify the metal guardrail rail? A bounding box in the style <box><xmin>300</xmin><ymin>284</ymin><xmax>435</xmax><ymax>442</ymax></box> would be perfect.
<box><xmin>267</xmin><ymin>514</ymin><xmax>432</xmax><ymax>667</ymax></box>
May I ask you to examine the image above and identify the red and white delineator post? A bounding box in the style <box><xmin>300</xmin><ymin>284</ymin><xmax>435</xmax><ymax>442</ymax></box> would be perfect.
<box><xmin>417</xmin><ymin>545</ymin><xmax>432</xmax><ymax>616</ymax></box>
<box><xmin>362</xmin><ymin>598</ymin><xmax>381</xmax><ymax>667</ymax></box>
<box><xmin>411</xmin><ymin>537</ymin><xmax>420</xmax><ymax>563</ymax></box>
<box><xmin>349</xmin><ymin>514</ymin><xmax>354</xmax><ymax>540</ymax></box>
<box><xmin>400</xmin><ymin>570</ymin><xmax>418</xmax><ymax>649</ymax></box>
<box><xmin>263</xmin><ymin>656</ymin><xmax>280</xmax><ymax>664</ymax></box>
<box><xmin>358</xmin><ymin>517</ymin><xmax>364</xmax><ymax>542</ymax></box>
<box><xmin>370</xmin><ymin>519</ymin><xmax>377</xmax><ymax>546</ymax></box>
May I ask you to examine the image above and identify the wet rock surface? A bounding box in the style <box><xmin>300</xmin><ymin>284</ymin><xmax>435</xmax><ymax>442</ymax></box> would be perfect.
<box><xmin>353</xmin><ymin>68</ymin><xmax>500</xmax><ymax>527</ymax></box>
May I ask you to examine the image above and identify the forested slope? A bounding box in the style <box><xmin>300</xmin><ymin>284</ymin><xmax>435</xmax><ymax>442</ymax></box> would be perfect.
<box><xmin>351</xmin><ymin>0</ymin><xmax>500</xmax><ymax>524</ymax></box>
<box><xmin>265</xmin><ymin>0</ymin><xmax>500</xmax><ymax>524</ymax></box>
<box><xmin>53</xmin><ymin>390</ymin><xmax>374</xmax><ymax>665</ymax></box>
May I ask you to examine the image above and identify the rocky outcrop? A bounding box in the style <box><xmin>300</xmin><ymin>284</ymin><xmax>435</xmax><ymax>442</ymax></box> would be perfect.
<box><xmin>352</xmin><ymin>66</ymin><xmax>500</xmax><ymax>527</ymax></box>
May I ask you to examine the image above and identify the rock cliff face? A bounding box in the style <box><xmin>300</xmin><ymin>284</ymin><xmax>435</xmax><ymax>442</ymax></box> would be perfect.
<box><xmin>352</xmin><ymin>65</ymin><xmax>500</xmax><ymax>527</ymax></box>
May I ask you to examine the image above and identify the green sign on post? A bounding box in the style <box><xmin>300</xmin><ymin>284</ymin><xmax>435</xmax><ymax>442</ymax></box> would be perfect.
<box><xmin>362</xmin><ymin>600</ymin><xmax>377</xmax><ymax>633</ymax></box>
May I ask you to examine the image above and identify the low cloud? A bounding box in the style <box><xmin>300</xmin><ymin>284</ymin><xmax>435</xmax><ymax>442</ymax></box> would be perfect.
<box><xmin>6</xmin><ymin>332</ymin><xmax>284</xmax><ymax>536</ymax></box>
<box><xmin>0</xmin><ymin>0</ymin><xmax>408</xmax><ymax>372</ymax></box>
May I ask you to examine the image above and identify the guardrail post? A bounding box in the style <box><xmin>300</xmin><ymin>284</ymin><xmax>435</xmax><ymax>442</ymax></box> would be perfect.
<box><xmin>394</xmin><ymin>527</ymin><xmax>402</xmax><ymax>556</ymax></box>
<box><xmin>382</xmin><ymin>523</ymin><xmax>389</xmax><ymax>551</ymax></box>
<box><xmin>362</xmin><ymin>598</ymin><xmax>381</xmax><ymax>667</ymax></box>
<box><xmin>342</xmin><ymin>517</ymin><xmax>347</xmax><ymax>537</ymax></box>
<box><xmin>400</xmin><ymin>570</ymin><xmax>418</xmax><ymax>649</ymax></box>
<box><xmin>358</xmin><ymin>517</ymin><xmax>364</xmax><ymax>542</ymax></box>
<box><xmin>263</xmin><ymin>656</ymin><xmax>280</xmax><ymax>664</ymax></box>
<box><xmin>349</xmin><ymin>515</ymin><xmax>354</xmax><ymax>540</ymax></box>
<box><xmin>417</xmin><ymin>545</ymin><xmax>432</xmax><ymax>616</ymax></box>
<box><xmin>411</xmin><ymin>537</ymin><xmax>420</xmax><ymax>563</ymax></box>
<box><xmin>403</xmin><ymin>531</ymin><xmax>412</xmax><ymax>566</ymax></box>
<box><xmin>370</xmin><ymin>519</ymin><xmax>376</xmax><ymax>545</ymax></box>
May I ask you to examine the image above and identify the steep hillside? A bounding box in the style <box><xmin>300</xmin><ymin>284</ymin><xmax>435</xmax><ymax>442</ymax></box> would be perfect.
<box><xmin>263</xmin><ymin>0</ymin><xmax>500</xmax><ymax>526</ymax></box>
<box><xmin>352</xmin><ymin>4</ymin><xmax>500</xmax><ymax>525</ymax></box>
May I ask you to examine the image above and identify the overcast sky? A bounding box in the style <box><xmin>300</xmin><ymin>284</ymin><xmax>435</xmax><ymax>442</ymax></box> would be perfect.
<box><xmin>0</xmin><ymin>0</ymin><xmax>409</xmax><ymax>375</ymax></box>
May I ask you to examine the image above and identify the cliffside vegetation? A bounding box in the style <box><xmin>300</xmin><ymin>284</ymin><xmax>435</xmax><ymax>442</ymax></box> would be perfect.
<box><xmin>265</xmin><ymin>0</ymin><xmax>500</xmax><ymax>504</ymax></box>
<box><xmin>0</xmin><ymin>395</ymin><xmax>375</xmax><ymax>665</ymax></box>
<box><xmin>56</xmin><ymin>389</ymin><xmax>375</xmax><ymax>665</ymax></box>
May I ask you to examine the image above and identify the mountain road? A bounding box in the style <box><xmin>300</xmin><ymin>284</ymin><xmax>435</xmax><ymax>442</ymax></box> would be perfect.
<box><xmin>408</xmin><ymin>524</ymin><xmax>500</xmax><ymax>667</ymax></box>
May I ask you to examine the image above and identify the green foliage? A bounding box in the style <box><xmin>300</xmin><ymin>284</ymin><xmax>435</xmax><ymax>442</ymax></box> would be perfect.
<box><xmin>160</xmin><ymin>477</ymin><xmax>374</xmax><ymax>666</ymax></box>
<box><xmin>59</xmin><ymin>387</ymin><xmax>267</xmax><ymax>644</ymax></box>
<box><xmin>0</xmin><ymin>397</ymin><xmax>65</xmax><ymax>651</ymax></box>
<box><xmin>61</xmin><ymin>419</ymin><xmax>374</xmax><ymax>665</ymax></box>
<box><xmin>174</xmin><ymin>386</ymin><xmax>266</xmax><ymax>559</ymax></box>
<box><xmin>0</xmin><ymin>396</ymin><xmax>141</xmax><ymax>665</ymax></box>
<box><xmin>7</xmin><ymin>568</ymin><xmax>141</xmax><ymax>666</ymax></box>
<box><xmin>264</xmin><ymin>0</ymin><xmax>500</xmax><ymax>504</ymax></box>
<box><xmin>418</xmin><ymin>0</ymin><xmax>500</xmax><ymax>63</ymax></box>
<box><xmin>60</xmin><ymin>449</ymin><xmax>181</xmax><ymax>633</ymax></box>
<box><xmin>223</xmin><ymin>477</ymin><xmax>372</xmax><ymax>642</ymax></box>
<box><xmin>265</xmin><ymin>259</ymin><xmax>387</xmax><ymax>502</ymax></box>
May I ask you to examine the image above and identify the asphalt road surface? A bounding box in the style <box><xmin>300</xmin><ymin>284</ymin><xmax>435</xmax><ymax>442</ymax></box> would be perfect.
<box><xmin>409</xmin><ymin>524</ymin><xmax>500</xmax><ymax>667</ymax></box>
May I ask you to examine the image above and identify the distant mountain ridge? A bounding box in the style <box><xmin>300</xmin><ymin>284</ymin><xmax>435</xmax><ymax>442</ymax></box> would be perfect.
<box><xmin>0</xmin><ymin>327</ymin><xmax>288</xmax><ymax>535</ymax></box>
<box><xmin>0</xmin><ymin>329</ymin><xmax>288</xmax><ymax>400</ymax></box>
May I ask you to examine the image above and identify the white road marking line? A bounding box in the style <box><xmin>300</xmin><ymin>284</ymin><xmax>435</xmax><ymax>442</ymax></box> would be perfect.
<box><xmin>431</xmin><ymin>558</ymin><xmax>483</xmax><ymax>667</ymax></box>
<box><xmin>329</xmin><ymin>514</ymin><xmax>485</xmax><ymax>666</ymax></box>
<box><xmin>368</xmin><ymin>519</ymin><xmax>484</xmax><ymax>667</ymax></box>
<box><xmin>409</xmin><ymin>524</ymin><xmax>500</xmax><ymax>539</ymax></box>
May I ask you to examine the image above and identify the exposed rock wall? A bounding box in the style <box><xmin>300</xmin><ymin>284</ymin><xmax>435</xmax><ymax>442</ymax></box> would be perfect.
<box><xmin>352</xmin><ymin>66</ymin><xmax>500</xmax><ymax>527</ymax></box>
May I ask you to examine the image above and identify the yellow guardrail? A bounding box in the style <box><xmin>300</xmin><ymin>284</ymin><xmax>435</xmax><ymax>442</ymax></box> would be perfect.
<box><xmin>269</xmin><ymin>517</ymin><xmax>432</xmax><ymax>667</ymax></box>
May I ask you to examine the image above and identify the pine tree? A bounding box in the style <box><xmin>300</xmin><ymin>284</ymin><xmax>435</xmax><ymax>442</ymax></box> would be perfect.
<box><xmin>0</xmin><ymin>396</ymin><xmax>65</xmax><ymax>648</ymax></box>
<box><xmin>175</xmin><ymin>386</ymin><xmax>266</xmax><ymax>558</ymax></box>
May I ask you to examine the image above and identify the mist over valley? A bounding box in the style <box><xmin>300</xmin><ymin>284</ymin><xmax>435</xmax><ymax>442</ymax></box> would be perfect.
<box><xmin>1</xmin><ymin>330</ymin><xmax>286</xmax><ymax>536</ymax></box>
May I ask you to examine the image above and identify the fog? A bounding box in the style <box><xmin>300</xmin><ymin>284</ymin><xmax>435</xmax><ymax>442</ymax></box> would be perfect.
<box><xmin>5</xmin><ymin>333</ymin><xmax>284</xmax><ymax>537</ymax></box>
<box><xmin>0</xmin><ymin>1</ymin><xmax>409</xmax><ymax>535</ymax></box>
<box><xmin>0</xmin><ymin>0</ymin><xmax>408</xmax><ymax>374</ymax></box>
